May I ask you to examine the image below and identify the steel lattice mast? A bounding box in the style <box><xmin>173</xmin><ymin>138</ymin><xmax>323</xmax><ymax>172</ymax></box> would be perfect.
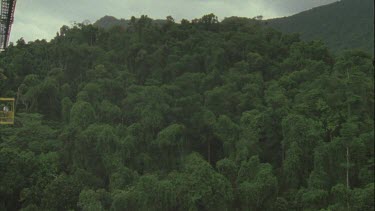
<box><xmin>0</xmin><ymin>0</ymin><xmax>17</xmax><ymax>51</ymax></box>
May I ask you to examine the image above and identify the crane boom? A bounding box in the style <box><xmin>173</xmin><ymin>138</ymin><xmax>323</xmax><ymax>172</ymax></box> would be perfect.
<box><xmin>0</xmin><ymin>0</ymin><xmax>17</xmax><ymax>51</ymax></box>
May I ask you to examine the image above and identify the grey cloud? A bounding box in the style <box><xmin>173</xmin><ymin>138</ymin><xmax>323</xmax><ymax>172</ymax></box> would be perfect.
<box><xmin>261</xmin><ymin>0</ymin><xmax>339</xmax><ymax>16</ymax></box>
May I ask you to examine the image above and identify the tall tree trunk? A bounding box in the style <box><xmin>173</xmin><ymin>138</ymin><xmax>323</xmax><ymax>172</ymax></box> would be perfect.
<box><xmin>345</xmin><ymin>68</ymin><xmax>351</xmax><ymax>210</ymax></box>
<box><xmin>207</xmin><ymin>136</ymin><xmax>211</xmax><ymax>164</ymax></box>
<box><xmin>346</xmin><ymin>68</ymin><xmax>351</xmax><ymax>117</ymax></box>
<box><xmin>346</xmin><ymin>146</ymin><xmax>350</xmax><ymax>210</ymax></box>
<box><xmin>347</xmin><ymin>104</ymin><xmax>351</xmax><ymax>117</ymax></box>
<box><xmin>346</xmin><ymin>146</ymin><xmax>350</xmax><ymax>189</ymax></box>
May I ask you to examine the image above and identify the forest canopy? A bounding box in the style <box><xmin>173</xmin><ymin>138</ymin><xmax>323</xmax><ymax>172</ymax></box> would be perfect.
<box><xmin>0</xmin><ymin>14</ymin><xmax>374</xmax><ymax>210</ymax></box>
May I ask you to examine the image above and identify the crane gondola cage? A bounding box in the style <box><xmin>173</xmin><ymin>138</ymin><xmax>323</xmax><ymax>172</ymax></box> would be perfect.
<box><xmin>0</xmin><ymin>97</ymin><xmax>15</xmax><ymax>124</ymax></box>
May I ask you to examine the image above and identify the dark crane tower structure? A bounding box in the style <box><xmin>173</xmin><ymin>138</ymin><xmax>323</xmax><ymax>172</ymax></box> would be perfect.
<box><xmin>0</xmin><ymin>0</ymin><xmax>16</xmax><ymax>125</ymax></box>
<box><xmin>0</xmin><ymin>0</ymin><xmax>17</xmax><ymax>51</ymax></box>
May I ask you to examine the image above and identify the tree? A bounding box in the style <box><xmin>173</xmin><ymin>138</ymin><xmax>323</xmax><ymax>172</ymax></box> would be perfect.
<box><xmin>109</xmin><ymin>167</ymin><xmax>136</xmax><ymax>191</ymax></box>
<box><xmin>170</xmin><ymin>153</ymin><xmax>233</xmax><ymax>210</ymax></box>
<box><xmin>236</xmin><ymin>156</ymin><xmax>278</xmax><ymax>210</ymax></box>
<box><xmin>236</xmin><ymin>110</ymin><xmax>264</xmax><ymax>162</ymax></box>
<box><xmin>98</xmin><ymin>100</ymin><xmax>121</xmax><ymax>124</ymax></box>
<box><xmin>74</xmin><ymin>124</ymin><xmax>119</xmax><ymax>178</ymax></box>
<box><xmin>213</xmin><ymin>115</ymin><xmax>239</xmax><ymax>158</ymax></box>
<box><xmin>153</xmin><ymin>124</ymin><xmax>186</xmax><ymax>170</ymax></box>
<box><xmin>70</xmin><ymin>101</ymin><xmax>96</xmax><ymax>128</ymax></box>
<box><xmin>281</xmin><ymin>114</ymin><xmax>323</xmax><ymax>189</ymax></box>
<box><xmin>42</xmin><ymin>174</ymin><xmax>81</xmax><ymax>210</ymax></box>
<box><xmin>216</xmin><ymin>158</ymin><xmax>238</xmax><ymax>187</ymax></box>
<box><xmin>78</xmin><ymin>189</ymin><xmax>103</xmax><ymax>211</ymax></box>
<box><xmin>166</xmin><ymin>16</ymin><xmax>175</xmax><ymax>23</ymax></box>
<box><xmin>61</xmin><ymin>97</ymin><xmax>73</xmax><ymax>123</ymax></box>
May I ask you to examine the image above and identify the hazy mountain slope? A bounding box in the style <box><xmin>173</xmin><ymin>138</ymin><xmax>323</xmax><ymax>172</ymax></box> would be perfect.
<box><xmin>93</xmin><ymin>15</ymin><xmax>130</xmax><ymax>29</ymax></box>
<box><xmin>265</xmin><ymin>0</ymin><xmax>374</xmax><ymax>54</ymax></box>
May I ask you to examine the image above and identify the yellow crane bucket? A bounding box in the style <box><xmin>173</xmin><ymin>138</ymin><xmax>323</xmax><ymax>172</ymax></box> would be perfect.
<box><xmin>0</xmin><ymin>97</ymin><xmax>15</xmax><ymax>125</ymax></box>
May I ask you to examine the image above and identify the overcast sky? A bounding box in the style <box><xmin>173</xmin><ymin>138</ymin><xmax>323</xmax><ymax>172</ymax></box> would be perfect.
<box><xmin>11</xmin><ymin>0</ymin><xmax>337</xmax><ymax>42</ymax></box>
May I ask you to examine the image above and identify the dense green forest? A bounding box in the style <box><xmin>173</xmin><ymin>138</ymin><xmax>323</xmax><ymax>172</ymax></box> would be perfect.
<box><xmin>266</xmin><ymin>0</ymin><xmax>374</xmax><ymax>54</ymax></box>
<box><xmin>94</xmin><ymin>16</ymin><xmax>167</xmax><ymax>30</ymax></box>
<box><xmin>0</xmin><ymin>14</ymin><xmax>374</xmax><ymax>210</ymax></box>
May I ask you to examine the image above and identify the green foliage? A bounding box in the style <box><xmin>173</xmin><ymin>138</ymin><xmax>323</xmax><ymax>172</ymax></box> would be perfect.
<box><xmin>0</xmin><ymin>12</ymin><xmax>373</xmax><ymax>210</ymax></box>
<box><xmin>282</xmin><ymin>114</ymin><xmax>324</xmax><ymax>188</ymax></box>
<box><xmin>170</xmin><ymin>153</ymin><xmax>233</xmax><ymax>210</ymax></box>
<box><xmin>70</xmin><ymin>101</ymin><xmax>96</xmax><ymax>128</ymax></box>
<box><xmin>236</xmin><ymin>156</ymin><xmax>278</xmax><ymax>210</ymax></box>
<box><xmin>78</xmin><ymin>189</ymin><xmax>104</xmax><ymax>211</ymax></box>
<box><xmin>41</xmin><ymin>174</ymin><xmax>81</xmax><ymax>210</ymax></box>
<box><xmin>61</xmin><ymin>97</ymin><xmax>73</xmax><ymax>123</ymax></box>
<box><xmin>351</xmin><ymin>183</ymin><xmax>374</xmax><ymax>211</ymax></box>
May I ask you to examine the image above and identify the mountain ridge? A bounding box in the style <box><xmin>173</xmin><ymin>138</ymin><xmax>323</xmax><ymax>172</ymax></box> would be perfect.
<box><xmin>265</xmin><ymin>0</ymin><xmax>374</xmax><ymax>54</ymax></box>
<box><xmin>93</xmin><ymin>0</ymin><xmax>373</xmax><ymax>54</ymax></box>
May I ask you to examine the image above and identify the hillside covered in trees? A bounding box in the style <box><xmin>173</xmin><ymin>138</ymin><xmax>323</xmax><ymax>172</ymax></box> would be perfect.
<box><xmin>94</xmin><ymin>15</ymin><xmax>167</xmax><ymax>30</ymax></box>
<box><xmin>266</xmin><ymin>0</ymin><xmax>374</xmax><ymax>54</ymax></box>
<box><xmin>0</xmin><ymin>14</ymin><xmax>374</xmax><ymax>210</ymax></box>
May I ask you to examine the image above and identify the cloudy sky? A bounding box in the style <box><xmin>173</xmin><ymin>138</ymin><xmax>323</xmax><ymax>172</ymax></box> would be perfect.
<box><xmin>11</xmin><ymin>0</ymin><xmax>337</xmax><ymax>42</ymax></box>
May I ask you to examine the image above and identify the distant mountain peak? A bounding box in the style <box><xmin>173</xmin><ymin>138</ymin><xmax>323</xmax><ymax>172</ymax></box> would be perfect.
<box><xmin>94</xmin><ymin>16</ymin><xmax>130</xmax><ymax>29</ymax></box>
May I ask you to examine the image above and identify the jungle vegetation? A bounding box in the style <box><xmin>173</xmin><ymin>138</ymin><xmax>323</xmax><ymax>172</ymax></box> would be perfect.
<box><xmin>0</xmin><ymin>13</ymin><xmax>374</xmax><ymax>210</ymax></box>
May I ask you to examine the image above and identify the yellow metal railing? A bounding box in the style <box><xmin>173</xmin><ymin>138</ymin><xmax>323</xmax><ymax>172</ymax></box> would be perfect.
<box><xmin>0</xmin><ymin>111</ymin><xmax>14</xmax><ymax>124</ymax></box>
